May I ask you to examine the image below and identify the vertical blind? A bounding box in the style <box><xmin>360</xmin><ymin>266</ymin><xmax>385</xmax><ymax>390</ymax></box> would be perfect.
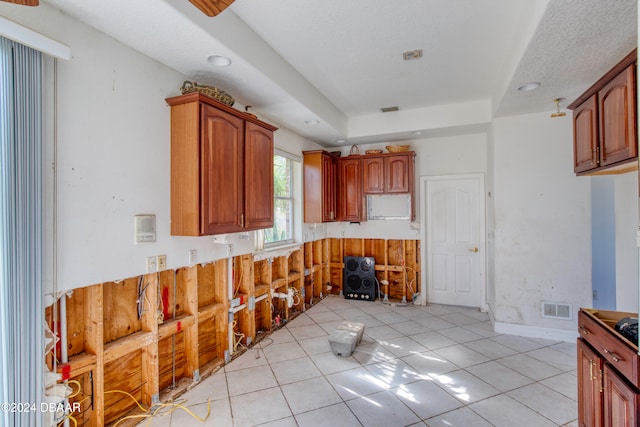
<box><xmin>0</xmin><ymin>36</ymin><xmax>44</xmax><ymax>427</ymax></box>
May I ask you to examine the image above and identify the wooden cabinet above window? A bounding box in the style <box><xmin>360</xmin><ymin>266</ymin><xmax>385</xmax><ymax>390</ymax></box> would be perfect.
<box><xmin>569</xmin><ymin>49</ymin><xmax>638</xmax><ymax>175</ymax></box>
<box><xmin>166</xmin><ymin>93</ymin><xmax>277</xmax><ymax>236</ymax></box>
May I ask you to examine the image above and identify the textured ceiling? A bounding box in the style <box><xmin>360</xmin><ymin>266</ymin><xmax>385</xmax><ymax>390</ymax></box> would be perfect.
<box><xmin>38</xmin><ymin>0</ymin><xmax>638</xmax><ymax>145</ymax></box>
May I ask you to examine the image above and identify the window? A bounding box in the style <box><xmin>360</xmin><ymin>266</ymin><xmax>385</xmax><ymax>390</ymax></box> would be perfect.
<box><xmin>265</xmin><ymin>153</ymin><xmax>294</xmax><ymax>245</ymax></box>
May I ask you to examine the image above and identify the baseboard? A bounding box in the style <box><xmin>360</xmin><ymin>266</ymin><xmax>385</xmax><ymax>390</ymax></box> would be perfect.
<box><xmin>493</xmin><ymin>320</ymin><xmax>578</xmax><ymax>343</ymax></box>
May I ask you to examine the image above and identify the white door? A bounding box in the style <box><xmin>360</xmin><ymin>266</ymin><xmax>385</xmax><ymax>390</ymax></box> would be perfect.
<box><xmin>423</xmin><ymin>175</ymin><xmax>485</xmax><ymax>308</ymax></box>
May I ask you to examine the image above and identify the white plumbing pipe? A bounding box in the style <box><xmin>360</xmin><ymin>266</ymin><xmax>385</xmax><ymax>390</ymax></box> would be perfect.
<box><xmin>227</xmin><ymin>246</ymin><xmax>234</xmax><ymax>357</ymax></box>
<box><xmin>231</xmin><ymin>303</ymin><xmax>246</xmax><ymax>314</ymax></box>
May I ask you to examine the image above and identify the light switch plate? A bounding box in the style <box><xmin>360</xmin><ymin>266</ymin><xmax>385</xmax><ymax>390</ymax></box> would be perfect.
<box><xmin>146</xmin><ymin>256</ymin><xmax>157</xmax><ymax>273</ymax></box>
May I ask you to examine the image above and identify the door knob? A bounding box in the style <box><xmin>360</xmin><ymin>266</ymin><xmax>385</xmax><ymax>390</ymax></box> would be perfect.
<box><xmin>469</xmin><ymin>247</ymin><xmax>478</xmax><ymax>253</ymax></box>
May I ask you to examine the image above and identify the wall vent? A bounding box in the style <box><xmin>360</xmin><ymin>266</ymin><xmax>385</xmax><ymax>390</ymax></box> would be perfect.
<box><xmin>541</xmin><ymin>301</ymin><xmax>572</xmax><ymax>320</ymax></box>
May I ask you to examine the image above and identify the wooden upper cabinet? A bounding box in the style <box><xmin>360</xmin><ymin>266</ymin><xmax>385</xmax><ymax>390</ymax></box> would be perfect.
<box><xmin>200</xmin><ymin>104</ymin><xmax>245</xmax><ymax>234</ymax></box>
<box><xmin>322</xmin><ymin>153</ymin><xmax>337</xmax><ymax>221</ymax></box>
<box><xmin>305</xmin><ymin>151</ymin><xmax>415</xmax><ymax>222</ymax></box>
<box><xmin>569</xmin><ymin>50</ymin><xmax>637</xmax><ymax>175</ymax></box>
<box><xmin>303</xmin><ymin>150</ymin><xmax>337</xmax><ymax>223</ymax></box>
<box><xmin>363</xmin><ymin>157</ymin><xmax>384</xmax><ymax>194</ymax></box>
<box><xmin>167</xmin><ymin>93</ymin><xmax>277</xmax><ymax>236</ymax></box>
<box><xmin>363</xmin><ymin>152</ymin><xmax>415</xmax><ymax>194</ymax></box>
<box><xmin>244</xmin><ymin>121</ymin><xmax>274</xmax><ymax>230</ymax></box>
<box><xmin>598</xmin><ymin>65</ymin><xmax>637</xmax><ymax>168</ymax></box>
<box><xmin>573</xmin><ymin>95</ymin><xmax>599</xmax><ymax>173</ymax></box>
<box><xmin>386</xmin><ymin>154</ymin><xmax>413</xmax><ymax>193</ymax></box>
<box><xmin>337</xmin><ymin>157</ymin><xmax>365</xmax><ymax>222</ymax></box>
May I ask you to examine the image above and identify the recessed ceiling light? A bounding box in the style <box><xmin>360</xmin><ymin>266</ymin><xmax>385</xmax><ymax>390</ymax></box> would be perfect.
<box><xmin>381</xmin><ymin>106</ymin><xmax>399</xmax><ymax>113</ymax></box>
<box><xmin>336</xmin><ymin>139</ymin><xmax>347</xmax><ymax>143</ymax></box>
<box><xmin>411</xmin><ymin>131</ymin><xmax>423</xmax><ymax>136</ymax></box>
<box><xmin>517</xmin><ymin>82</ymin><xmax>541</xmax><ymax>92</ymax></box>
<box><xmin>207</xmin><ymin>54</ymin><xmax>231</xmax><ymax>67</ymax></box>
<box><xmin>305</xmin><ymin>119</ymin><xmax>320</xmax><ymax>125</ymax></box>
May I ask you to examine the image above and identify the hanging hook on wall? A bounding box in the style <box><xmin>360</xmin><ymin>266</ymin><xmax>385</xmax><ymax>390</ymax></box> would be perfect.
<box><xmin>551</xmin><ymin>98</ymin><xmax>566</xmax><ymax>118</ymax></box>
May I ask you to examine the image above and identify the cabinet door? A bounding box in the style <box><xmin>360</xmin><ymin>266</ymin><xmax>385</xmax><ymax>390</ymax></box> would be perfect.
<box><xmin>386</xmin><ymin>154</ymin><xmax>412</xmax><ymax>193</ymax></box>
<box><xmin>598</xmin><ymin>65</ymin><xmax>637</xmax><ymax>167</ymax></box>
<box><xmin>337</xmin><ymin>157</ymin><xmax>364</xmax><ymax>221</ymax></box>
<box><xmin>363</xmin><ymin>157</ymin><xmax>384</xmax><ymax>194</ymax></box>
<box><xmin>244</xmin><ymin>121</ymin><xmax>274</xmax><ymax>230</ymax></box>
<box><xmin>322</xmin><ymin>154</ymin><xmax>337</xmax><ymax>221</ymax></box>
<box><xmin>200</xmin><ymin>103</ymin><xmax>244</xmax><ymax>234</ymax></box>
<box><xmin>603</xmin><ymin>364</ymin><xmax>639</xmax><ymax>427</ymax></box>
<box><xmin>578</xmin><ymin>339</ymin><xmax>603</xmax><ymax>427</ymax></box>
<box><xmin>573</xmin><ymin>95</ymin><xmax>599</xmax><ymax>173</ymax></box>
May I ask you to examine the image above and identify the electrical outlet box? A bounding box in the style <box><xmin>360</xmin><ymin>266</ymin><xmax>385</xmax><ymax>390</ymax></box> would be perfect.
<box><xmin>146</xmin><ymin>256</ymin><xmax>157</xmax><ymax>273</ymax></box>
<box><xmin>188</xmin><ymin>250</ymin><xmax>197</xmax><ymax>266</ymax></box>
<box><xmin>157</xmin><ymin>255</ymin><xmax>167</xmax><ymax>271</ymax></box>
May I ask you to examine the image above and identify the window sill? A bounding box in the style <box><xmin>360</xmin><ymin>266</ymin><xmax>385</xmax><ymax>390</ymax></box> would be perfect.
<box><xmin>252</xmin><ymin>242</ymin><xmax>302</xmax><ymax>261</ymax></box>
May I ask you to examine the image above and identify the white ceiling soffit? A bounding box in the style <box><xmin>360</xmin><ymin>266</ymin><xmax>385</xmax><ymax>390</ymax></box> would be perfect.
<box><xmin>39</xmin><ymin>0</ymin><xmax>638</xmax><ymax>145</ymax></box>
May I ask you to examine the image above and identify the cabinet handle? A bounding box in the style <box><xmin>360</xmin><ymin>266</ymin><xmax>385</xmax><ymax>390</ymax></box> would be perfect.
<box><xmin>603</xmin><ymin>348</ymin><xmax>621</xmax><ymax>363</ymax></box>
<box><xmin>240</xmin><ymin>213</ymin><xmax>245</xmax><ymax>228</ymax></box>
<box><xmin>578</xmin><ymin>326</ymin><xmax>590</xmax><ymax>335</ymax></box>
<box><xmin>589</xmin><ymin>360</ymin><xmax>597</xmax><ymax>381</ymax></box>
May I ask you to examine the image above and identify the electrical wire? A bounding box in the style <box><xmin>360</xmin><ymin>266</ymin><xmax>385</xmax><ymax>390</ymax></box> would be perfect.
<box><xmin>56</xmin><ymin>381</ymin><xmax>213</xmax><ymax>426</ymax></box>
<box><xmin>231</xmin><ymin>320</ymin><xmax>246</xmax><ymax>352</ymax></box>
<box><xmin>137</xmin><ymin>276</ymin><xmax>150</xmax><ymax>319</ymax></box>
<box><xmin>233</xmin><ymin>259</ymin><xmax>243</xmax><ymax>298</ymax></box>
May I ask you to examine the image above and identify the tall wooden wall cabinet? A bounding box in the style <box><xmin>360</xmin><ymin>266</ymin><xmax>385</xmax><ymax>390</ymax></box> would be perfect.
<box><xmin>166</xmin><ymin>93</ymin><xmax>277</xmax><ymax>235</ymax></box>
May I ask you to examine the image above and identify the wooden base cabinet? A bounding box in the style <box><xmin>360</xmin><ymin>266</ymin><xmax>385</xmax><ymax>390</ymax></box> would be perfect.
<box><xmin>577</xmin><ymin>309</ymin><xmax>640</xmax><ymax>427</ymax></box>
<box><xmin>578</xmin><ymin>338</ymin><xmax>603</xmax><ymax>427</ymax></box>
<box><xmin>604</xmin><ymin>364</ymin><xmax>640</xmax><ymax>427</ymax></box>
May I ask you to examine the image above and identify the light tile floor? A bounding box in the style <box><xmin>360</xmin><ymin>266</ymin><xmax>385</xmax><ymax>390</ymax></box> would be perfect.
<box><xmin>142</xmin><ymin>296</ymin><xmax>578</xmax><ymax>427</ymax></box>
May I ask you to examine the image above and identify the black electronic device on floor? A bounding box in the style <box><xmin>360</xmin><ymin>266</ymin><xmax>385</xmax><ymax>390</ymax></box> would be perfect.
<box><xmin>343</xmin><ymin>256</ymin><xmax>376</xmax><ymax>301</ymax></box>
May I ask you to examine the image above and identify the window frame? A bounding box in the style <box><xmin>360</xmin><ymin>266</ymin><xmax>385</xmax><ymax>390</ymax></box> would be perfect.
<box><xmin>264</xmin><ymin>151</ymin><xmax>297</xmax><ymax>247</ymax></box>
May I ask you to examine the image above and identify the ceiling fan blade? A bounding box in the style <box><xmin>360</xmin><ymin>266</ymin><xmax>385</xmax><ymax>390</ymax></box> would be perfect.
<box><xmin>0</xmin><ymin>0</ymin><xmax>39</xmax><ymax>5</ymax></box>
<box><xmin>188</xmin><ymin>0</ymin><xmax>235</xmax><ymax>17</ymax></box>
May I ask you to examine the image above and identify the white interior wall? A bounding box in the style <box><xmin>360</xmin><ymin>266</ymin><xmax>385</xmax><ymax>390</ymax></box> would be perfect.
<box><xmin>0</xmin><ymin>4</ymin><xmax>323</xmax><ymax>295</ymax></box>
<box><xmin>327</xmin><ymin>134</ymin><xmax>488</xmax><ymax>240</ymax></box>
<box><xmin>5</xmin><ymin>2</ymin><xmax>636</xmax><ymax>330</ymax></box>
<box><xmin>615</xmin><ymin>172</ymin><xmax>639</xmax><ymax>312</ymax></box>
<box><xmin>492</xmin><ymin>111</ymin><xmax>592</xmax><ymax>333</ymax></box>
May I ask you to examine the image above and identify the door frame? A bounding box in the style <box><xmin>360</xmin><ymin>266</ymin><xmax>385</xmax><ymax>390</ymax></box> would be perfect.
<box><xmin>419</xmin><ymin>173</ymin><xmax>487</xmax><ymax>311</ymax></box>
